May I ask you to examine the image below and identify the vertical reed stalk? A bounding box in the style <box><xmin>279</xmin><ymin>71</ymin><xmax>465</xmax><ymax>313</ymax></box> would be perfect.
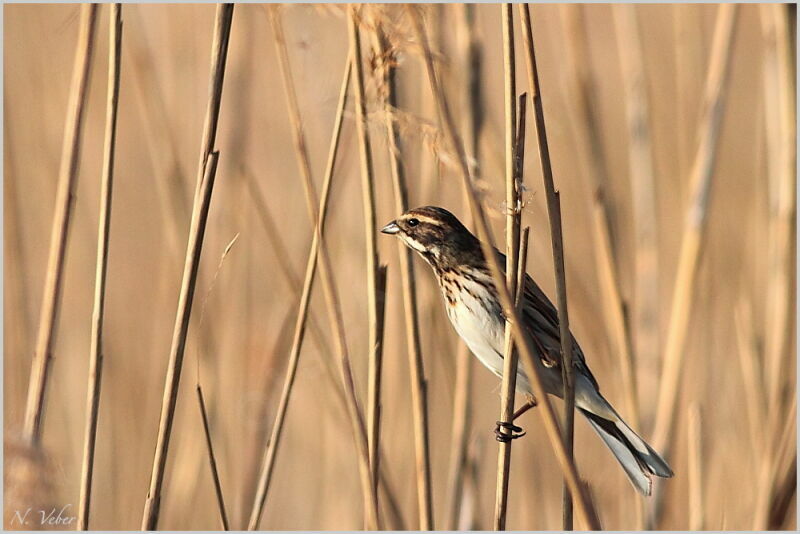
<box><xmin>446</xmin><ymin>5</ymin><xmax>482</xmax><ymax>528</ymax></box>
<box><xmin>408</xmin><ymin>5</ymin><xmax>599</xmax><ymax>528</ymax></box>
<box><xmin>347</xmin><ymin>7</ymin><xmax>384</xmax><ymax>526</ymax></box>
<box><xmin>142</xmin><ymin>150</ymin><xmax>221</xmax><ymax>530</ymax></box>
<box><xmin>612</xmin><ymin>4</ymin><xmax>659</xmax><ymax>396</ymax></box>
<box><xmin>687</xmin><ymin>403</ymin><xmax>704</xmax><ymax>530</ymax></box>
<box><xmin>24</xmin><ymin>3</ymin><xmax>98</xmax><ymax>445</ymax></box>
<box><xmin>141</xmin><ymin>6</ymin><xmax>233</xmax><ymax>529</ymax></box>
<box><xmin>560</xmin><ymin>5</ymin><xmax>640</xmax><ymax>442</ymax></box>
<box><xmin>494</xmin><ymin>5</ymin><xmax>521</xmax><ymax>529</ymax></box>
<box><xmin>650</xmin><ymin>2</ymin><xmax>738</xmax><ymax>456</ymax></box>
<box><xmin>370</xmin><ymin>18</ymin><xmax>434</xmax><ymax>530</ymax></box>
<box><xmin>648</xmin><ymin>5</ymin><xmax>738</xmax><ymax>527</ymax></box>
<box><xmin>266</xmin><ymin>9</ymin><xmax>379</xmax><ymax>526</ymax></box>
<box><xmin>347</xmin><ymin>8</ymin><xmax>384</xmax><ymax>519</ymax></box>
<box><xmin>517</xmin><ymin>4</ymin><xmax>576</xmax><ymax>529</ymax></box>
<box><xmin>760</xmin><ymin>3</ymin><xmax>795</xmax><ymax>438</ymax></box>
<box><xmin>77</xmin><ymin>4</ymin><xmax>122</xmax><ymax>529</ymax></box>
<box><xmin>246</xmin><ymin>56</ymin><xmax>353</xmax><ymax>530</ymax></box>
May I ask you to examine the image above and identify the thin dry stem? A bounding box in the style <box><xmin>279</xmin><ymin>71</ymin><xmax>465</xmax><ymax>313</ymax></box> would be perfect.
<box><xmin>651</xmin><ymin>2</ymin><xmax>738</xmax><ymax>456</ymax></box>
<box><xmin>24</xmin><ymin>3</ymin><xmax>98</xmax><ymax>445</ymax></box>
<box><xmin>266</xmin><ymin>9</ymin><xmax>379</xmax><ymax>527</ymax></box>
<box><xmin>347</xmin><ymin>7</ymin><xmax>384</xmax><ymax>520</ymax></box>
<box><xmin>78</xmin><ymin>4</ymin><xmax>121</xmax><ymax>529</ymax></box>
<box><xmin>648</xmin><ymin>5</ymin><xmax>738</xmax><ymax>526</ymax></box>
<box><xmin>246</xmin><ymin>55</ymin><xmax>354</xmax><ymax>530</ymax></box>
<box><xmin>516</xmin><ymin>5</ymin><xmax>577</xmax><ymax>529</ymax></box>
<box><xmin>687</xmin><ymin>403</ymin><xmax>704</xmax><ymax>530</ymax></box>
<box><xmin>142</xmin><ymin>149</ymin><xmax>221</xmax><ymax>529</ymax></box>
<box><xmin>734</xmin><ymin>301</ymin><xmax>767</xmax><ymax>459</ymax></box>
<box><xmin>141</xmin><ymin>7</ymin><xmax>233</xmax><ymax>529</ymax></box>
<box><xmin>760</xmin><ymin>3</ymin><xmax>796</xmax><ymax>438</ymax></box>
<box><xmin>612</xmin><ymin>5</ymin><xmax>660</xmax><ymax>394</ymax></box>
<box><xmin>559</xmin><ymin>5</ymin><xmax>640</xmax><ymax>439</ymax></box>
<box><xmin>370</xmin><ymin>18</ymin><xmax>434</xmax><ymax>530</ymax></box>
<box><xmin>446</xmin><ymin>7</ymin><xmax>482</xmax><ymax>527</ymax></box>
<box><xmin>408</xmin><ymin>5</ymin><xmax>600</xmax><ymax>528</ymax></box>
<box><xmin>196</xmin><ymin>385</ymin><xmax>229</xmax><ymax>530</ymax></box>
<box><xmin>494</xmin><ymin>5</ymin><xmax>521</xmax><ymax>527</ymax></box>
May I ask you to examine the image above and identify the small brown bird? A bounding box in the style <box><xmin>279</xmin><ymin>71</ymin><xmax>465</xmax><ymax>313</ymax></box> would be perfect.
<box><xmin>382</xmin><ymin>206</ymin><xmax>673</xmax><ymax>495</ymax></box>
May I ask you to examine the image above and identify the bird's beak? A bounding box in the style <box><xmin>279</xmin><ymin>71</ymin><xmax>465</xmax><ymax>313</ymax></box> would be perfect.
<box><xmin>381</xmin><ymin>221</ymin><xmax>400</xmax><ymax>235</ymax></box>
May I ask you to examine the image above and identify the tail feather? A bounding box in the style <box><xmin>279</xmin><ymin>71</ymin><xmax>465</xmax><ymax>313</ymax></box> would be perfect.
<box><xmin>581</xmin><ymin>409</ymin><xmax>653</xmax><ymax>495</ymax></box>
<box><xmin>576</xmin><ymin>387</ymin><xmax>673</xmax><ymax>496</ymax></box>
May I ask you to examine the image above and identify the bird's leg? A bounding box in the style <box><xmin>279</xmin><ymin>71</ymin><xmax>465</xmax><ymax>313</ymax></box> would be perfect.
<box><xmin>494</xmin><ymin>396</ymin><xmax>537</xmax><ymax>442</ymax></box>
<box><xmin>512</xmin><ymin>395</ymin><xmax>538</xmax><ymax>421</ymax></box>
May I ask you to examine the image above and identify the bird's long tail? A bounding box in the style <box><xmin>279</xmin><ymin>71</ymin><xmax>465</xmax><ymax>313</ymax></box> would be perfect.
<box><xmin>575</xmin><ymin>381</ymin><xmax>673</xmax><ymax>496</ymax></box>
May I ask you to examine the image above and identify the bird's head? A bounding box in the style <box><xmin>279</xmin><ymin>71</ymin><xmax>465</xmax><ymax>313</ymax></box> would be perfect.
<box><xmin>381</xmin><ymin>206</ymin><xmax>479</xmax><ymax>267</ymax></box>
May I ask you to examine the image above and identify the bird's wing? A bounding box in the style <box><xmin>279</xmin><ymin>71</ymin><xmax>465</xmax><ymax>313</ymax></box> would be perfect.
<box><xmin>519</xmin><ymin>272</ymin><xmax>600</xmax><ymax>390</ymax></box>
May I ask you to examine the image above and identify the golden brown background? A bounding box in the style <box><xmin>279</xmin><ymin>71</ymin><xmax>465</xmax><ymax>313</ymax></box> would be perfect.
<box><xmin>4</xmin><ymin>3</ymin><xmax>796</xmax><ymax>530</ymax></box>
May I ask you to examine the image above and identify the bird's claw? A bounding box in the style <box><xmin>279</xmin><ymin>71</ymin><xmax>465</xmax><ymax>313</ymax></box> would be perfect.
<box><xmin>494</xmin><ymin>420</ymin><xmax>526</xmax><ymax>442</ymax></box>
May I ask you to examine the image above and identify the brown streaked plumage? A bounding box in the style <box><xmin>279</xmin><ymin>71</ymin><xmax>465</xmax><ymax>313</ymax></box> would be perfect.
<box><xmin>382</xmin><ymin>206</ymin><xmax>673</xmax><ymax>496</ymax></box>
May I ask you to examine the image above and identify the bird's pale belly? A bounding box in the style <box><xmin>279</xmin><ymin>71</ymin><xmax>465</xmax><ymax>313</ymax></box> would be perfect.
<box><xmin>444</xmin><ymin>285</ymin><xmax>532</xmax><ymax>394</ymax></box>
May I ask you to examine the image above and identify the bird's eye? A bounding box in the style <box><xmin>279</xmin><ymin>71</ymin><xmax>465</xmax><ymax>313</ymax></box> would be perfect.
<box><xmin>407</xmin><ymin>218</ymin><xmax>419</xmax><ymax>227</ymax></box>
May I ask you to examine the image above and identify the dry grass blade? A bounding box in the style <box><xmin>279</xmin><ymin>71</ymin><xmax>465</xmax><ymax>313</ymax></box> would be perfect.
<box><xmin>517</xmin><ymin>5</ymin><xmax>577</xmax><ymax>529</ymax></box>
<box><xmin>23</xmin><ymin>3</ymin><xmax>98</xmax><ymax>445</ymax></box>
<box><xmin>612</xmin><ymin>4</ymin><xmax>659</xmax><ymax>386</ymax></box>
<box><xmin>196</xmin><ymin>385</ymin><xmax>229</xmax><ymax>530</ymax></box>
<box><xmin>77</xmin><ymin>4</ymin><xmax>122</xmax><ymax>529</ymax></box>
<box><xmin>650</xmin><ymin>2</ymin><xmax>738</xmax><ymax>458</ymax></box>
<box><xmin>141</xmin><ymin>7</ymin><xmax>233</xmax><ymax>529</ymax></box>
<box><xmin>494</xmin><ymin>5</ymin><xmax>521</xmax><ymax>528</ymax></box>
<box><xmin>408</xmin><ymin>5</ymin><xmax>600</xmax><ymax>529</ymax></box>
<box><xmin>246</xmin><ymin>54</ymin><xmax>352</xmax><ymax>531</ymax></box>
<box><xmin>687</xmin><ymin>403</ymin><xmax>704</xmax><ymax>530</ymax></box>
<box><xmin>370</xmin><ymin>17</ymin><xmax>434</xmax><ymax>529</ymax></box>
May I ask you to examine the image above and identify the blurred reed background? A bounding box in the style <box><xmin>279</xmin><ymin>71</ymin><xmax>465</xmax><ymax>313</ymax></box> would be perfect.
<box><xmin>3</xmin><ymin>3</ymin><xmax>796</xmax><ymax>530</ymax></box>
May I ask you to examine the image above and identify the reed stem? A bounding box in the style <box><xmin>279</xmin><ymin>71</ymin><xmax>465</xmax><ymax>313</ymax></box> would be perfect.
<box><xmin>78</xmin><ymin>4</ymin><xmax>121</xmax><ymax>529</ymax></box>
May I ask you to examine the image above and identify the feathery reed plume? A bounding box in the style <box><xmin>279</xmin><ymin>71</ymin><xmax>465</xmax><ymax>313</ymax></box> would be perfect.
<box><xmin>408</xmin><ymin>5</ymin><xmax>600</xmax><ymax>528</ymax></box>
<box><xmin>77</xmin><ymin>4</ymin><xmax>122</xmax><ymax>529</ymax></box>
<box><xmin>494</xmin><ymin>5</ymin><xmax>523</xmax><ymax>528</ymax></box>
<box><xmin>612</xmin><ymin>4</ymin><xmax>659</xmax><ymax>391</ymax></box>
<box><xmin>246</xmin><ymin>54</ymin><xmax>353</xmax><ymax>530</ymax></box>
<box><xmin>369</xmin><ymin>15</ymin><xmax>434</xmax><ymax>529</ymax></box>
<box><xmin>517</xmin><ymin>4</ymin><xmax>577</xmax><ymax>528</ymax></box>
<box><xmin>24</xmin><ymin>3</ymin><xmax>98</xmax><ymax>445</ymax></box>
<box><xmin>141</xmin><ymin>6</ymin><xmax>233</xmax><ymax>529</ymax></box>
<box><xmin>648</xmin><ymin>5</ymin><xmax>738</xmax><ymax>527</ymax></box>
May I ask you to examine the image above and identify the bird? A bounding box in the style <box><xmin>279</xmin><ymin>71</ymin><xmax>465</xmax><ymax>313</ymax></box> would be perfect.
<box><xmin>381</xmin><ymin>205</ymin><xmax>673</xmax><ymax>496</ymax></box>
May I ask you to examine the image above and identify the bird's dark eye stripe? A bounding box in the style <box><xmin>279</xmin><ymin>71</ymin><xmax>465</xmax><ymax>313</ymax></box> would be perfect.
<box><xmin>407</xmin><ymin>218</ymin><xmax>419</xmax><ymax>227</ymax></box>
